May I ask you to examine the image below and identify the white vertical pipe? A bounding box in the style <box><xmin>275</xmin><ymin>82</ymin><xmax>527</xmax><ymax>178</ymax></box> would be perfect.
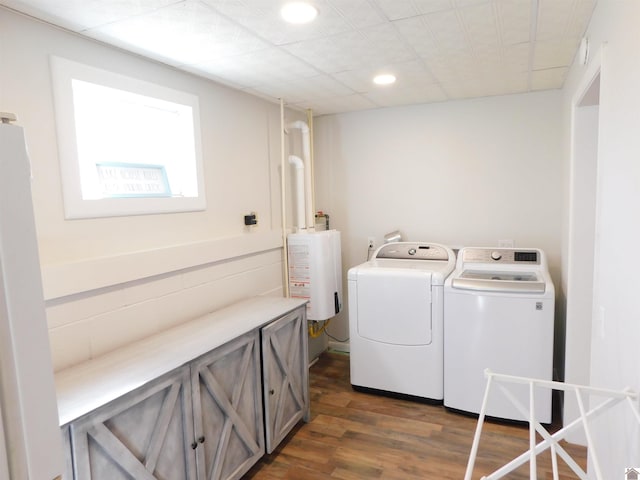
<box><xmin>288</xmin><ymin>120</ymin><xmax>314</xmax><ymax>231</ymax></box>
<box><xmin>288</xmin><ymin>155</ymin><xmax>305</xmax><ymax>231</ymax></box>
<box><xmin>301</xmin><ymin>123</ymin><xmax>313</xmax><ymax>231</ymax></box>
<box><xmin>280</xmin><ymin>99</ymin><xmax>290</xmax><ymax>297</ymax></box>
<box><xmin>307</xmin><ymin>109</ymin><xmax>316</xmax><ymax>227</ymax></box>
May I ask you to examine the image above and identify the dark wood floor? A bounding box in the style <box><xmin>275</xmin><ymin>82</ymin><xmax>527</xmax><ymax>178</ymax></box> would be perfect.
<box><xmin>246</xmin><ymin>351</ymin><xmax>587</xmax><ymax>479</ymax></box>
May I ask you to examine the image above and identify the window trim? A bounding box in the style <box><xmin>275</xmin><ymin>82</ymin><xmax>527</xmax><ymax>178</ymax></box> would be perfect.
<box><xmin>50</xmin><ymin>56</ymin><xmax>206</xmax><ymax>219</ymax></box>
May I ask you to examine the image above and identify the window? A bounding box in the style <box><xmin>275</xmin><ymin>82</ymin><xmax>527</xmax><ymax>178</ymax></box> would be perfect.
<box><xmin>50</xmin><ymin>56</ymin><xmax>206</xmax><ymax>218</ymax></box>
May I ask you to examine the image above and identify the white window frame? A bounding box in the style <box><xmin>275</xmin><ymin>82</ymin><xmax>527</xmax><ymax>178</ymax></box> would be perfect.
<box><xmin>50</xmin><ymin>56</ymin><xmax>206</xmax><ymax>219</ymax></box>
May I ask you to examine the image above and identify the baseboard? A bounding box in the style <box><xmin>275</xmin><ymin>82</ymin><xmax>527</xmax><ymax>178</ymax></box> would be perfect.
<box><xmin>328</xmin><ymin>340</ymin><xmax>350</xmax><ymax>353</ymax></box>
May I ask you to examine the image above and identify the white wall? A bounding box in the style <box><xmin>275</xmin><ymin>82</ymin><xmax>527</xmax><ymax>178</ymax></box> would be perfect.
<box><xmin>0</xmin><ymin>8</ymin><xmax>302</xmax><ymax>371</ymax></box>
<box><xmin>314</xmin><ymin>91</ymin><xmax>564</xmax><ymax>346</ymax></box>
<box><xmin>562</xmin><ymin>0</ymin><xmax>640</xmax><ymax>474</ymax></box>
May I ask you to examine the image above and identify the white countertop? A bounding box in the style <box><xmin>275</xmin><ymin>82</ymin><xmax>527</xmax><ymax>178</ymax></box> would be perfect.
<box><xmin>55</xmin><ymin>296</ymin><xmax>307</xmax><ymax>426</ymax></box>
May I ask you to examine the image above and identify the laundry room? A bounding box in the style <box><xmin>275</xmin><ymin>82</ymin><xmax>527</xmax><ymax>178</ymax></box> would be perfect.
<box><xmin>313</xmin><ymin>91</ymin><xmax>563</xmax><ymax>349</ymax></box>
<box><xmin>1</xmin><ymin>1</ymin><xmax>640</xmax><ymax>479</ymax></box>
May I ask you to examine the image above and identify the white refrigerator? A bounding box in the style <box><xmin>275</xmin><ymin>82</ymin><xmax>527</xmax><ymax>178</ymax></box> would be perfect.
<box><xmin>0</xmin><ymin>117</ymin><xmax>63</xmax><ymax>479</ymax></box>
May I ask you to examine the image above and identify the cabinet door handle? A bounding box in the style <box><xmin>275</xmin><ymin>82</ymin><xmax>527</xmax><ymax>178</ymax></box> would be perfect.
<box><xmin>198</xmin><ymin>436</ymin><xmax>205</xmax><ymax>444</ymax></box>
<box><xmin>269</xmin><ymin>389</ymin><xmax>275</xmax><ymax>395</ymax></box>
<box><xmin>191</xmin><ymin>441</ymin><xmax>198</xmax><ymax>449</ymax></box>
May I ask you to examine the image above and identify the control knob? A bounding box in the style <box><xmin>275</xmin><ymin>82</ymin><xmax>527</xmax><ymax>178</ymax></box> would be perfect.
<box><xmin>491</xmin><ymin>251</ymin><xmax>502</xmax><ymax>261</ymax></box>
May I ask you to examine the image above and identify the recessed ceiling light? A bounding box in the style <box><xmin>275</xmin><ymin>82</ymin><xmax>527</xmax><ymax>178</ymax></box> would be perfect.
<box><xmin>281</xmin><ymin>2</ymin><xmax>318</xmax><ymax>24</ymax></box>
<box><xmin>373</xmin><ymin>74</ymin><xmax>396</xmax><ymax>86</ymax></box>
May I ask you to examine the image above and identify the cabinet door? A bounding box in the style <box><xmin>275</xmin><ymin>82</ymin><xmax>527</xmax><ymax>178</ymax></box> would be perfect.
<box><xmin>70</xmin><ymin>366</ymin><xmax>196</xmax><ymax>480</ymax></box>
<box><xmin>191</xmin><ymin>331</ymin><xmax>264</xmax><ymax>480</ymax></box>
<box><xmin>261</xmin><ymin>307</ymin><xmax>309</xmax><ymax>453</ymax></box>
<box><xmin>61</xmin><ymin>425</ymin><xmax>73</xmax><ymax>480</ymax></box>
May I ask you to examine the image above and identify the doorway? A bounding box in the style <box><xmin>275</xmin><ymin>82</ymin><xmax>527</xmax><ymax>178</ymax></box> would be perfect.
<box><xmin>564</xmin><ymin>63</ymin><xmax>601</xmax><ymax>445</ymax></box>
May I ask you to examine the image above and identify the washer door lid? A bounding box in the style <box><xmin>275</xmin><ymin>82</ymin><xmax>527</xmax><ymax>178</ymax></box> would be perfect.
<box><xmin>355</xmin><ymin>269</ymin><xmax>432</xmax><ymax>345</ymax></box>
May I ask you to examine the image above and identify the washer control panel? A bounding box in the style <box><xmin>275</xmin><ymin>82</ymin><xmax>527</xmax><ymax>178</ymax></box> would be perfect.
<box><xmin>461</xmin><ymin>248</ymin><xmax>540</xmax><ymax>265</ymax></box>
<box><xmin>375</xmin><ymin>242</ymin><xmax>450</xmax><ymax>261</ymax></box>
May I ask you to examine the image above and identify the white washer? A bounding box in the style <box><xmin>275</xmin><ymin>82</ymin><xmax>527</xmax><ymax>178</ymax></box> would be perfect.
<box><xmin>348</xmin><ymin>242</ymin><xmax>455</xmax><ymax>401</ymax></box>
<box><xmin>444</xmin><ymin>247</ymin><xmax>555</xmax><ymax>422</ymax></box>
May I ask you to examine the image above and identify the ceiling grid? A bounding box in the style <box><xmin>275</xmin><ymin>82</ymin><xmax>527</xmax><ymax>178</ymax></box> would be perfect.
<box><xmin>0</xmin><ymin>0</ymin><xmax>597</xmax><ymax>114</ymax></box>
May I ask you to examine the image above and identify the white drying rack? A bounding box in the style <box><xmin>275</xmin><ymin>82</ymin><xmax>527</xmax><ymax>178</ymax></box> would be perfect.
<box><xmin>465</xmin><ymin>369</ymin><xmax>640</xmax><ymax>480</ymax></box>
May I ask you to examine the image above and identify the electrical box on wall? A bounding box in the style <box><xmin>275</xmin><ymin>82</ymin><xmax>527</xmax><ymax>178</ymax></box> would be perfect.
<box><xmin>244</xmin><ymin>213</ymin><xmax>257</xmax><ymax>225</ymax></box>
<box><xmin>287</xmin><ymin>230</ymin><xmax>342</xmax><ymax>321</ymax></box>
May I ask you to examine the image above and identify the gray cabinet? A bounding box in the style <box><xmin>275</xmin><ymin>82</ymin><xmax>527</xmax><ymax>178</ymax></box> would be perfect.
<box><xmin>62</xmin><ymin>425</ymin><xmax>73</xmax><ymax>480</ymax></box>
<box><xmin>69</xmin><ymin>366</ymin><xmax>196</xmax><ymax>480</ymax></box>
<box><xmin>191</xmin><ymin>331</ymin><xmax>264</xmax><ymax>480</ymax></box>
<box><xmin>63</xmin><ymin>305</ymin><xmax>307</xmax><ymax>480</ymax></box>
<box><xmin>261</xmin><ymin>308</ymin><xmax>309</xmax><ymax>453</ymax></box>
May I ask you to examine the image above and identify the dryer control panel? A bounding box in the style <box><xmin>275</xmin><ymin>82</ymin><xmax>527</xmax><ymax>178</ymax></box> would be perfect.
<box><xmin>461</xmin><ymin>248</ymin><xmax>540</xmax><ymax>265</ymax></box>
<box><xmin>375</xmin><ymin>242</ymin><xmax>450</xmax><ymax>261</ymax></box>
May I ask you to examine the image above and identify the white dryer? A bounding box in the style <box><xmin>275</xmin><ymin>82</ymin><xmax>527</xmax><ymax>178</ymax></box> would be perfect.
<box><xmin>348</xmin><ymin>242</ymin><xmax>455</xmax><ymax>401</ymax></box>
<box><xmin>444</xmin><ymin>247</ymin><xmax>555</xmax><ymax>422</ymax></box>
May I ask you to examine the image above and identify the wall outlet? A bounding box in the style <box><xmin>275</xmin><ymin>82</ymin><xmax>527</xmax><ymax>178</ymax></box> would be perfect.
<box><xmin>367</xmin><ymin>237</ymin><xmax>375</xmax><ymax>249</ymax></box>
<box><xmin>498</xmin><ymin>239</ymin><xmax>514</xmax><ymax>248</ymax></box>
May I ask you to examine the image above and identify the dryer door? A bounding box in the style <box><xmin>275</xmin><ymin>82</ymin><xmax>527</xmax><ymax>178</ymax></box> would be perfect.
<box><xmin>355</xmin><ymin>269</ymin><xmax>432</xmax><ymax>345</ymax></box>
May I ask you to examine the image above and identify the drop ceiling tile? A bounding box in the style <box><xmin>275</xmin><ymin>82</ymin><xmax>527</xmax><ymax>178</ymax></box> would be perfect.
<box><xmin>472</xmin><ymin>44</ymin><xmax>502</xmax><ymax>64</ymax></box>
<box><xmin>85</xmin><ymin>1</ymin><xmax>267</xmax><ymax>66</ymax></box>
<box><xmin>286</xmin><ymin>74</ymin><xmax>355</xmax><ymax>97</ymax></box>
<box><xmin>375</xmin><ymin>0</ymin><xmax>454</xmax><ymax>21</ymax></box>
<box><xmin>502</xmin><ymin>42</ymin><xmax>531</xmax><ymax>73</ymax></box>
<box><xmin>363</xmin><ymin>83</ymin><xmax>448</xmax><ymax>107</ymax></box>
<box><xmin>186</xmin><ymin>47</ymin><xmax>318</xmax><ymax>88</ymax></box>
<box><xmin>425</xmin><ymin>7</ymin><xmax>469</xmax><ymax>53</ymax></box>
<box><xmin>458</xmin><ymin>2</ymin><xmax>499</xmax><ymax>50</ymax></box>
<box><xmin>360</xmin><ymin>22</ymin><xmax>418</xmax><ymax>62</ymax></box>
<box><xmin>180</xmin><ymin>68</ymin><xmax>246</xmax><ymax>91</ymax></box>
<box><xmin>283</xmin><ymin>23</ymin><xmax>415</xmax><ymax>74</ymax></box>
<box><xmin>496</xmin><ymin>0</ymin><xmax>531</xmax><ymax>45</ymax></box>
<box><xmin>249</xmin><ymin>74</ymin><xmax>354</xmax><ymax>105</ymax></box>
<box><xmin>533</xmin><ymin>38</ymin><xmax>578</xmax><ymax>70</ymax></box>
<box><xmin>202</xmin><ymin>0</ymin><xmax>347</xmax><ymax>45</ymax></box>
<box><xmin>440</xmin><ymin>82</ymin><xmax>484</xmax><ymax>100</ymax></box>
<box><xmin>536</xmin><ymin>0</ymin><xmax>594</xmax><ymax>41</ymax></box>
<box><xmin>503</xmin><ymin>72</ymin><xmax>529</xmax><ymax>93</ymax></box>
<box><xmin>327</xmin><ymin>0</ymin><xmax>387</xmax><ymax>29</ymax></box>
<box><xmin>333</xmin><ymin>60</ymin><xmax>437</xmax><ymax>93</ymax></box>
<box><xmin>531</xmin><ymin>67</ymin><xmax>568</xmax><ymax>90</ymax></box>
<box><xmin>536</xmin><ymin>0</ymin><xmax>571</xmax><ymax>41</ymax></box>
<box><xmin>392</xmin><ymin>15</ymin><xmax>439</xmax><ymax>59</ymax></box>
<box><xmin>0</xmin><ymin>0</ymin><xmax>178</xmax><ymax>31</ymax></box>
<box><xmin>202</xmin><ymin>0</ymin><xmax>384</xmax><ymax>46</ymax></box>
<box><xmin>443</xmin><ymin>77</ymin><xmax>509</xmax><ymax>100</ymax></box>
<box><xmin>438</xmin><ymin>59</ymin><xmax>530</xmax><ymax>100</ymax></box>
<box><xmin>426</xmin><ymin>52</ymin><xmax>479</xmax><ymax>83</ymax></box>
<box><xmin>292</xmin><ymin>94</ymin><xmax>378</xmax><ymax>115</ymax></box>
<box><xmin>443</xmin><ymin>65</ymin><xmax>528</xmax><ymax>98</ymax></box>
<box><xmin>565</xmin><ymin>0</ymin><xmax>597</xmax><ymax>38</ymax></box>
<box><xmin>282</xmin><ymin>30</ymin><xmax>366</xmax><ymax>74</ymax></box>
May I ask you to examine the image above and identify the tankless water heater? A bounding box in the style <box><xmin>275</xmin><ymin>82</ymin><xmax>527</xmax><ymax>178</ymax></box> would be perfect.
<box><xmin>287</xmin><ymin>230</ymin><xmax>342</xmax><ymax>321</ymax></box>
